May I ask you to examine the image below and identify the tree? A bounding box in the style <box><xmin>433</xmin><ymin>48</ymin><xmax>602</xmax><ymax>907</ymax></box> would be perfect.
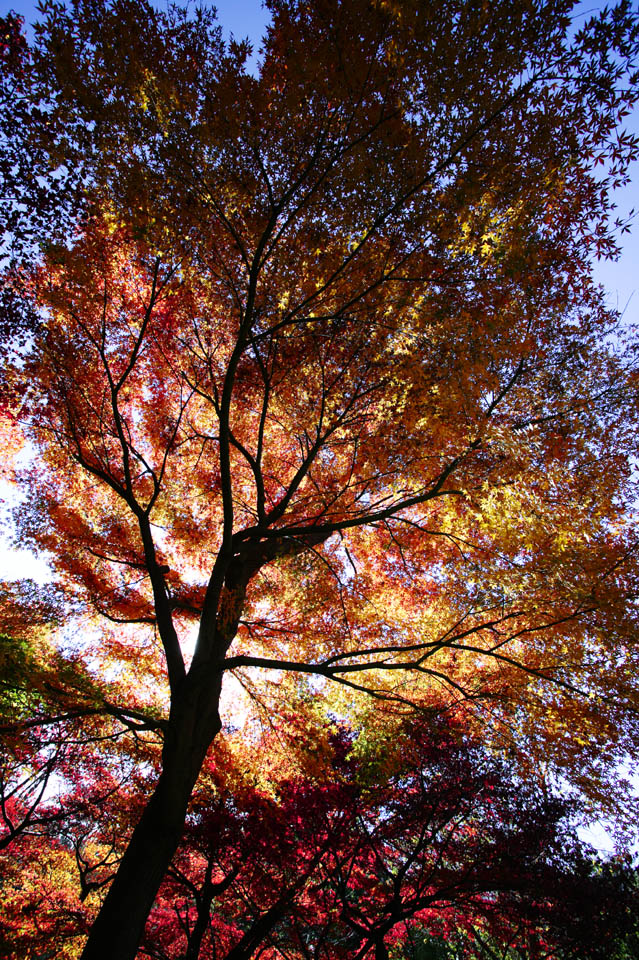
<box><xmin>3</xmin><ymin>0</ymin><xmax>639</xmax><ymax>956</ymax></box>
<box><xmin>0</xmin><ymin>581</ymin><xmax>165</xmax><ymax>958</ymax></box>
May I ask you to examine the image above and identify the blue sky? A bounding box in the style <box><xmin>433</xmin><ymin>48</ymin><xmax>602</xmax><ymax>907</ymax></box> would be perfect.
<box><xmin>2</xmin><ymin>0</ymin><xmax>273</xmax><ymax>49</ymax></box>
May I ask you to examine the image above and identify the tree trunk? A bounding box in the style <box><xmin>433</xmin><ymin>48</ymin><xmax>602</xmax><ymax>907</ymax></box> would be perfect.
<box><xmin>184</xmin><ymin>888</ymin><xmax>214</xmax><ymax>960</ymax></box>
<box><xmin>80</xmin><ymin>545</ymin><xmax>314</xmax><ymax>959</ymax></box>
<box><xmin>375</xmin><ymin>938</ymin><xmax>389</xmax><ymax>960</ymax></box>
<box><xmin>80</xmin><ymin>671</ymin><xmax>223</xmax><ymax>960</ymax></box>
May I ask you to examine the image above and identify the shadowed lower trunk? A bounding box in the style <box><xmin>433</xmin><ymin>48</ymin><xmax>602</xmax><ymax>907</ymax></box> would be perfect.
<box><xmin>79</xmin><ymin>671</ymin><xmax>224</xmax><ymax>960</ymax></box>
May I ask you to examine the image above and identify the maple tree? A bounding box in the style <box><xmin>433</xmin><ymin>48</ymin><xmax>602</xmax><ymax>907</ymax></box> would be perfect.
<box><xmin>2</xmin><ymin>0</ymin><xmax>639</xmax><ymax>956</ymax></box>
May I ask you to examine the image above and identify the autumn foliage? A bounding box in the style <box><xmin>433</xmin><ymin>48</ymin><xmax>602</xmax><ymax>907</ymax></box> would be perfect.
<box><xmin>1</xmin><ymin>0</ymin><xmax>639</xmax><ymax>957</ymax></box>
<box><xmin>3</xmin><ymin>706</ymin><xmax>638</xmax><ymax>959</ymax></box>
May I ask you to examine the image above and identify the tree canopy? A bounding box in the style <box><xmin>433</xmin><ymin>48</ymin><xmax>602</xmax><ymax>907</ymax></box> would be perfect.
<box><xmin>1</xmin><ymin>0</ymin><xmax>639</xmax><ymax>957</ymax></box>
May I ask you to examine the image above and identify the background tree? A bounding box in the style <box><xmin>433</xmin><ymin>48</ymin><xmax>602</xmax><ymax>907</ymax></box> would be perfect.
<box><xmin>2</xmin><ymin>0</ymin><xmax>639</xmax><ymax>957</ymax></box>
<box><xmin>0</xmin><ymin>579</ymin><xmax>166</xmax><ymax>958</ymax></box>
<box><xmin>140</xmin><ymin>713</ymin><xmax>639</xmax><ymax>960</ymax></box>
<box><xmin>4</xmin><ymin>705</ymin><xmax>637</xmax><ymax>960</ymax></box>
